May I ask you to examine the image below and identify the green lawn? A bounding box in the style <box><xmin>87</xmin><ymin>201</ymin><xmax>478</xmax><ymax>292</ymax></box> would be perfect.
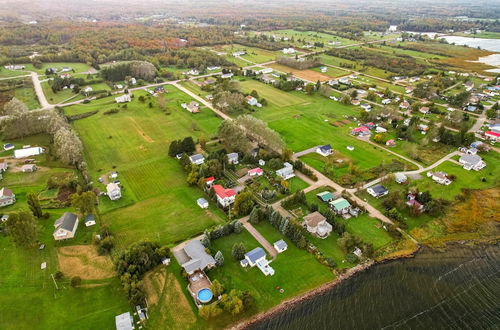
<box><xmin>208</xmin><ymin>222</ymin><xmax>333</xmax><ymax>318</ymax></box>
<box><xmin>239</xmin><ymin>79</ymin><xmax>307</xmax><ymax>107</ymax></box>
<box><xmin>251</xmin><ymin>29</ymin><xmax>358</xmax><ymax>49</ymax></box>
<box><xmin>66</xmin><ymin>85</ymin><xmax>227</xmax><ymax>248</ymax></box>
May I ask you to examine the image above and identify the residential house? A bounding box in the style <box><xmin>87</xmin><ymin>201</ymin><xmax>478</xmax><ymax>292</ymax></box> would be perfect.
<box><xmin>459</xmin><ymin>154</ymin><xmax>486</xmax><ymax>171</ymax></box>
<box><xmin>400</xmin><ymin>101</ymin><xmax>410</xmax><ymax>110</ymax></box>
<box><xmin>4</xmin><ymin>65</ymin><xmax>25</xmax><ymax>70</ymax></box>
<box><xmin>406</xmin><ymin>198</ymin><xmax>424</xmax><ymax>214</ymax></box>
<box><xmin>84</xmin><ymin>214</ymin><xmax>96</xmax><ymax>227</ymax></box>
<box><xmin>363</xmin><ymin>122</ymin><xmax>375</xmax><ymax>130</ymax></box>
<box><xmin>361</xmin><ymin>104</ymin><xmax>371</xmax><ymax>112</ymax></box>
<box><xmin>386</xmin><ymin>139</ymin><xmax>395</xmax><ymax>147</ymax></box>
<box><xmin>201</xmin><ymin>78</ymin><xmax>216</xmax><ymax>86</ymax></box>
<box><xmin>316</xmin><ymin>144</ymin><xmax>333</xmax><ymax>157</ymax></box>
<box><xmin>466</xmin><ymin>105</ymin><xmax>477</xmax><ymax>112</ymax></box>
<box><xmin>427</xmin><ymin>171</ymin><xmax>452</xmax><ymax>185</ymax></box>
<box><xmin>233</xmin><ymin>51</ymin><xmax>246</xmax><ymax>57</ymax></box>
<box><xmin>21</xmin><ymin>164</ymin><xmax>37</xmax><ymax>173</ymax></box>
<box><xmin>220</xmin><ymin>73</ymin><xmax>234</xmax><ymax>79</ymax></box>
<box><xmin>205</xmin><ymin>176</ymin><xmax>215</xmax><ymax>187</ymax></box>
<box><xmin>320</xmin><ymin>66</ymin><xmax>327</xmax><ymax>73</ymax></box>
<box><xmin>317</xmin><ymin>191</ymin><xmax>335</xmax><ymax>203</ymax></box>
<box><xmin>227</xmin><ymin>152</ymin><xmax>239</xmax><ymax>164</ymax></box>
<box><xmin>115</xmin><ymin>312</ymin><xmax>134</xmax><ymax>330</ymax></box>
<box><xmin>330</xmin><ymin>198</ymin><xmax>351</xmax><ymax>215</ymax></box>
<box><xmin>106</xmin><ymin>182</ymin><xmax>122</xmax><ymax>200</ymax></box>
<box><xmin>0</xmin><ymin>162</ymin><xmax>8</xmax><ymax>173</ymax></box>
<box><xmin>339</xmin><ymin>78</ymin><xmax>350</xmax><ymax>85</ymax></box>
<box><xmin>382</xmin><ymin>99</ymin><xmax>391</xmax><ymax>105</ymax></box>
<box><xmin>181</xmin><ymin>240</ymin><xmax>216</xmax><ymax>275</ymax></box>
<box><xmin>248</xmin><ymin>168</ymin><xmax>263</xmax><ymax>176</ymax></box>
<box><xmin>351</xmin><ymin>126</ymin><xmax>371</xmax><ymax>136</ymax></box>
<box><xmin>182</xmin><ymin>101</ymin><xmax>200</xmax><ymax>113</ymax></box>
<box><xmin>83</xmin><ymin>86</ymin><xmax>93</xmax><ymax>93</ymax></box>
<box><xmin>418</xmin><ymin>124</ymin><xmax>429</xmax><ymax>133</ymax></box>
<box><xmin>488</xmin><ymin>122</ymin><xmax>500</xmax><ymax>134</ymax></box>
<box><xmin>261</xmin><ymin>74</ymin><xmax>276</xmax><ymax>84</ymax></box>
<box><xmin>419</xmin><ymin>106</ymin><xmax>430</xmax><ymax>114</ymax></box>
<box><xmin>115</xmin><ymin>94</ymin><xmax>131</xmax><ymax>103</ymax></box>
<box><xmin>276</xmin><ymin>162</ymin><xmax>295</xmax><ymax>180</ymax></box>
<box><xmin>189</xmin><ymin>154</ymin><xmax>205</xmax><ymax>165</ymax></box>
<box><xmin>213</xmin><ymin>184</ymin><xmax>236</xmax><ymax>207</ymax></box>
<box><xmin>273</xmin><ymin>240</ymin><xmax>288</xmax><ymax>253</ymax></box>
<box><xmin>353</xmin><ymin>247</ymin><xmax>363</xmax><ymax>258</ymax></box>
<box><xmin>197</xmin><ymin>198</ymin><xmax>209</xmax><ymax>209</ymax></box>
<box><xmin>207</xmin><ymin>66</ymin><xmax>221</xmax><ymax>71</ymax></box>
<box><xmin>246</xmin><ymin>95</ymin><xmax>261</xmax><ymax>107</ymax></box>
<box><xmin>114</xmin><ymin>84</ymin><xmax>124</xmax><ymax>90</ymax></box>
<box><xmin>3</xmin><ymin>143</ymin><xmax>14</xmax><ymax>151</ymax></box>
<box><xmin>257</xmin><ymin>68</ymin><xmax>273</xmax><ymax>74</ymax></box>
<box><xmin>187</xmin><ymin>69</ymin><xmax>199</xmax><ymax>75</ymax></box>
<box><xmin>130</xmin><ymin>77</ymin><xmax>137</xmax><ymax>85</ymax></box>
<box><xmin>367</xmin><ymin>184</ymin><xmax>389</xmax><ymax>198</ymax></box>
<box><xmin>240</xmin><ymin>247</ymin><xmax>275</xmax><ymax>276</ymax></box>
<box><xmin>328</xmin><ymin>79</ymin><xmax>339</xmax><ymax>86</ymax></box>
<box><xmin>375</xmin><ymin>126</ymin><xmax>387</xmax><ymax>133</ymax></box>
<box><xmin>282</xmin><ymin>48</ymin><xmax>296</xmax><ymax>54</ymax></box>
<box><xmin>154</xmin><ymin>86</ymin><xmax>165</xmax><ymax>94</ymax></box>
<box><xmin>485</xmin><ymin>131</ymin><xmax>500</xmax><ymax>142</ymax></box>
<box><xmin>14</xmin><ymin>147</ymin><xmax>43</xmax><ymax>159</ymax></box>
<box><xmin>53</xmin><ymin>212</ymin><xmax>79</xmax><ymax>240</ymax></box>
<box><xmin>303</xmin><ymin>211</ymin><xmax>332</xmax><ymax>238</ymax></box>
<box><xmin>395</xmin><ymin>172</ymin><xmax>408</xmax><ymax>184</ymax></box>
<box><xmin>0</xmin><ymin>188</ymin><xmax>16</xmax><ymax>207</ymax></box>
<box><xmin>351</xmin><ymin>99</ymin><xmax>360</xmax><ymax>106</ymax></box>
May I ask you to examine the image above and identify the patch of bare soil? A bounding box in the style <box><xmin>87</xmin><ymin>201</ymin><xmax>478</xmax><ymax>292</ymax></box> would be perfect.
<box><xmin>57</xmin><ymin>245</ymin><xmax>115</xmax><ymax>280</ymax></box>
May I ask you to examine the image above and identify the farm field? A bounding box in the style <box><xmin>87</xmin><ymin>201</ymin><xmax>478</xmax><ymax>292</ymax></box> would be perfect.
<box><xmin>311</xmin><ymin>66</ymin><xmax>350</xmax><ymax>78</ymax></box>
<box><xmin>253</xmin><ymin>29</ymin><xmax>358</xmax><ymax>48</ymax></box>
<box><xmin>239</xmin><ymin>79</ymin><xmax>307</xmax><ymax>107</ymax></box>
<box><xmin>267</xmin><ymin>63</ymin><xmax>331</xmax><ymax>82</ymax></box>
<box><xmin>66</xmin><ymin>85</ymin><xmax>227</xmax><ymax>248</ymax></box>
<box><xmin>208</xmin><ymin>44</ymin><xmax>279</xmax><ymax>65</ymax></box>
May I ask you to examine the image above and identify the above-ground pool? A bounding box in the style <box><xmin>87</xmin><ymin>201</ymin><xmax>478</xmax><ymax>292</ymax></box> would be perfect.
<box><xmin>197</xmin><ymin>288</ymin><xmax>213</xmax><ymax>303</ymax></box>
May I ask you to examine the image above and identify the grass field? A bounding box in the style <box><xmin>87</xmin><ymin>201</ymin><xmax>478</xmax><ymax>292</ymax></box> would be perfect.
<box><xmin>66</xmin><ymin>85</ymin><xmax>227</xmax><ymax>248</ymax></box>
<box><xmin>253</xmin><ymin>30</ymin><xmax>358</xmax><ymax>49</ymax></box>
<box><xmin>0</xmin><ymin>207</ymin><xmax>130</xmax><ymax>330</ymax></box>
<box><xmin>14</xmin><ymin>86</ymin><xmax>40</xmax><ymax>109</ymax></box>
<box><xmin>239</xmin><ymin>79</ymin><xmax>307</xmax><ymax>107</ymax></box>
<box><xmin>267</xmin><ymin>63</ymin><xmax>332</xmax><ymax>82</ymax></box>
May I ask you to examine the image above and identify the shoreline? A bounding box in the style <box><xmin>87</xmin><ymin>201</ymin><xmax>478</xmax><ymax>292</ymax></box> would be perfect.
<box><xmin>231</xmin><ymin>247</ymin><xmax>419</xmax><ymax>330</ymax></box>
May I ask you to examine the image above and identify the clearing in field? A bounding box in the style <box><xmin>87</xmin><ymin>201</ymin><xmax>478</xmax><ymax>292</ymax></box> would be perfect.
<box><xmin>268</xmin><ymin>63</ymin><xmax>332</xmax><ymax>82</ymax></box>
<box><xmin>129</xmin><ymin>117</ymin><xmax>154</xmax><ymax>143</ymax></box>
<box><xmin>57</xmin><ymin>245</ymin><xmax>115</xmax><ymax>280</ymax></box>
<box><xmin>144</xmin><ymin>267</ymin><xmax>199</xmax><ymax>329</ymax></box>
<box><xmin>239</xmin><ymin>79</ymin><xmax>306</xmax><ymax>107</ymax></box>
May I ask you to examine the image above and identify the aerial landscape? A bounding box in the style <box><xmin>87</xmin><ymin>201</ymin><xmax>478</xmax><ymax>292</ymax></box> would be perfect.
<box><xmin>0</xmin><ymin>0</ymin><xmax>498</xmax><ymax>329</ymax></box>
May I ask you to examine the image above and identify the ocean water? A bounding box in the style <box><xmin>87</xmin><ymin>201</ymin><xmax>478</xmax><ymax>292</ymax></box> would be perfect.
<box><xmin>249</xmin><ymin>244</ymin><xmax>500</xmax><ymax>330</ymax></box>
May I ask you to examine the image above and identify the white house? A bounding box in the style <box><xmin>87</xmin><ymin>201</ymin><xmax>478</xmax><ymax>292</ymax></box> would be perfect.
<box><xmin>14</xmin><ymin>147</ymin><xmax>43</xmax><ymax>159</ymax></box>
<box><xmin>227</xmin><ymin>152</ymin><xmax>239</xmax><ymax>164</ymax></box>
<box><xmin>276</xmin><ymin>162</ymin><xmax>295</xmax><ymax>180</ymax></box>
<box><xmin>303</xmin><ymin>212</ymin><xmax>332</xmax><ymax>238</ymax></box>
<box><xmin>189</xmin><ymin>154</ymin><xmax>205</xmax><ymax>165</ymax></box>
<box><xmin>459</xmin><ymin>154</ymin><xmax>486</xmax><ymax>171</ymax></box>
<box><xmin>0</xmin><ymin>187</ymin><xmax>16</xmax><ymax>207</ymax></box>
<box><xmin>53</xmin><ymin>212</ymin><xmax>79</xmax><ymax>240</ymax></box>
<box><xmin>181</xmin><ymin>101</ymin><xmax>200</xmax><ymax>113</ymax></box>
<box><xmin>395</xmin><ymin>172</ymin><xmax>408</xmax><ymax>184</ymax></box>
<box><xmin>197</xmin><ymin>198</ymin><xmax>209</xmax><ymax>209</ymax></box>
<box><xmin>382</xmin><ymin>99</ymin><xmax>391</xmax><ymax>105</ymax></box>
<box><xmin>316</xmin><ymin>144</ymin><xmax>333</xmax><ymax>157</ymax></box>
<box><xmin>427</xmin><ymin>171</ymin><xmax>452</xmax><ymax>185</ymax></box>
<box><xmin>115</xmin><ymin>312</ymin><xmax>134</xmax><ymax>330</ymax></box>
<box><xmin>187</xmin><ymin>69</ymin><xmax>199</xmax><ymax>75</ymax></box>
<box><xmin>240</xmin><ymin>247</ymin><xmax>275</xmax><ymax>276</ymax></box>
<box><xmin>367</xmin><ymin>184</ymin><xmax>389</xmax><ymax>198</ymax></box>
<box><xmin>245</xmin><ymin>95</ymin><xmax>261</xmax><ymax>107</ymax></box>
<box><xmin>115</xmin><ymin>94</ymin><xmax>131</xmax><ymax>103</ymax></box>
<box><xmin>273</xmin><ymin>240</ymin><xmax>288</xmax><ymax>253</ymax></box>
<box><xmin>21</xmin><ymin>164</ymin><xmax>37</xmax><ymax>173</ymax></box>
<box><xmin>220</xmin><ymin>73</ymin><xmax>234</xmax><ymax>79</ymax></box>
<box><xmin>106</xmin><ymin>182</ymin><xmax>122</xmax><ymax>200</ymax></box>
<box><xmin>213</xmin><ymin>184</ymin><xmax>236</xmax><ymax>207</ymax></box>
<box><xmin>282</xmin><ymin>48</ymin><xmax>297</xmax><ymax>54</ymax></box>
<box><xmin>257</xmin><ymin>68</ymin><xmax>273</xmax><ymax>74</ymax></box>
<box><xmin>233</xmin><ymin>51</ymin><xmax>246</xmax><ymax>57</ymax></box>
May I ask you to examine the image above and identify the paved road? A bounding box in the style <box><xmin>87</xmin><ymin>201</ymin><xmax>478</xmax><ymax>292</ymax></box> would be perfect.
<box><xmin>240</xmin><ymin>216</ymin><xmax>278</xmax><ymax>259</ymax></box>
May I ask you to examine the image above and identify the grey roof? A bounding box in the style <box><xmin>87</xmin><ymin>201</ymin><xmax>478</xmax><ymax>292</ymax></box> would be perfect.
<box><xmin>245</xmin><ymin>247</ymin><xmax>266</xmax><ymax>263</ymax></box>
<box><xmin>370</xmin><ymin>184</ymin><xmax>388</xmax><ymax>194</ymax></box>
<box><xmin>182</xmin><ymin>240</ymin><xmax>215</xmax><ymax>272</ymax></box>
<box><xmin>197</xmin><ymin>198</ymin><xmax>208</xmax><ymax>204</ymax></box>
<box><xmin>227</xmin><ymin>152</ymin><xmax>238</xmax><ymax>160</ymax></box>
<box><xmin>54</xmin><ymin>212</ymin><xmax>78</xmax><ymax>231</ymax></box>
<box><xmin>274</xmin><ymin>240</ymin><xmax>287</xmax><ymax>250</ymax></box>
<box><xmin>189</xmin><ymin>154</ymin><xmax>204</xmax><ymax>161</ymax></box>
<box><xmin>84</xmin><ymin>214</ymin><xmax>95</xmax><ymax>223</ymax></box>
<box><xmin>115</xmin><ymin>312</ymin><xmax>134</xmax><ymax>330</ymax></box>
<box><xmin>460</xmin><ymin>154</ymin><xmax>482</xmax><ymax>165</ymax></box>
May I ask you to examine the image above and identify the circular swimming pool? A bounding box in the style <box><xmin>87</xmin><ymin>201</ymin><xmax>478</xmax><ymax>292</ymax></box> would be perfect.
<box><xmin>197</xmin><ymin>288</ymin><xmax>213</xmax><ymax>303</ymax></box>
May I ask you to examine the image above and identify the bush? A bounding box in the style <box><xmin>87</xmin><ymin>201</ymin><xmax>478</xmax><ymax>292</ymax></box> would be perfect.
<box><xmin>54</xmin><ymin>271</ymin><xmax>64</xmax><ymax>280</ymax></box>
<box><xmin>70</xmin><ymin>276</ymin><xmax>82</xmax><ymax>287</ymax></box>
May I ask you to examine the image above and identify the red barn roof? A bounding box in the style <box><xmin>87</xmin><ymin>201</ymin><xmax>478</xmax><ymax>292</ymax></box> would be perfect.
<box><xmin>213</xmin><ymin>184</ymin><xmax>236</xmax><ymax>199</ymax></box>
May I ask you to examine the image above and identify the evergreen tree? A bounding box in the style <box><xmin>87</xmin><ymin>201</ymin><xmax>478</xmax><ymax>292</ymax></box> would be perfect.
<box><xmin>214</xmin><ymin>250</ymin><xmax>224</xmax><ymax>266</ymax></box>
<box><xmin>27</xmin><ymin>192</ymin><xmax>43</xmax><ymax>218</ymax></box>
